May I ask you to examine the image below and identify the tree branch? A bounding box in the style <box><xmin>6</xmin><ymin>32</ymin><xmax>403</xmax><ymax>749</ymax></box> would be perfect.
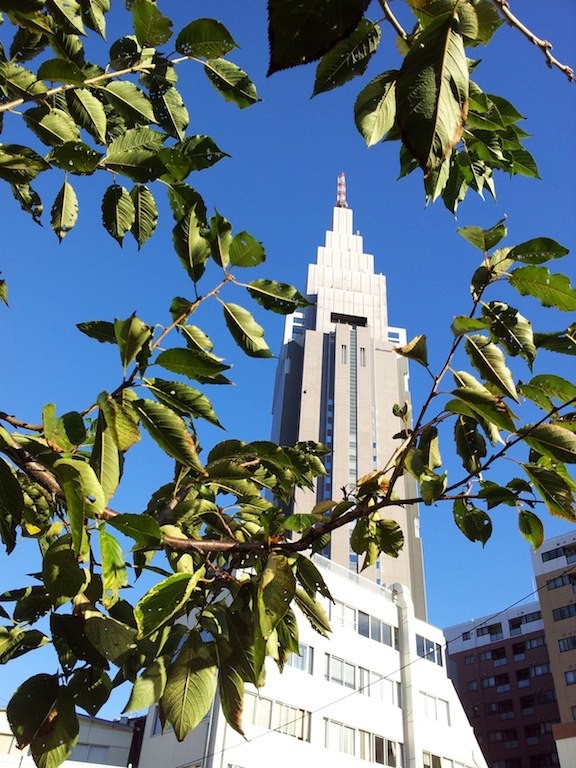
<box><xmin>491</xmin><ymin>0</ymin><xmax>574</xmax><ymax>81</ymax></box>
<box><xmin>377</xmin><ymin>0</ymin><xmax>408</xmax><ymax>41</ymax></box>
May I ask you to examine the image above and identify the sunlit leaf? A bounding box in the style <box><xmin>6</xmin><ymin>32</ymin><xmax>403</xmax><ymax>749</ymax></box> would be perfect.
<box><xmin>222</xmin><ymin>303</ymin><xmax>272</xmax><ymax>358</ymax></box>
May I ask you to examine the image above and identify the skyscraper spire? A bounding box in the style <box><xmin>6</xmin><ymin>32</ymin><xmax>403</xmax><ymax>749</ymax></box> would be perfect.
<box><xmin>336</xmin><ymin>171</ymin><xmax>348</xmax><ymax>208</ymax></box>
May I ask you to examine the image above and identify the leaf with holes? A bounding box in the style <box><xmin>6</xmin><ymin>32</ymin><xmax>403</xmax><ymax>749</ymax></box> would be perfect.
<box><xmin>102</xmin><ymin>185</ymin><xmax>136</xmax><ymax>246</ymax></box>
<box><xmin>509</xmin><ymin>266</ymin><xmax>576</xmax><ymax>312</ymax></box>
<box><xmin>247</xmin><ymin>279</ymin><xmax>310</xmax><ymax>315</ymax></box>
<box><xmin>313</xmin><ymin>18</ymin><xmax>380</xmax><ymax>96</ymax></box>
<box><xmin>482</xmin><ymin>301</ymin><xmax>536</xmax><ymax>368</ymax></box>
<box><xmin>131</xmin><ymin>0</ymin><xmax>172</xmax><ymax>46</ymax></box>
<box><xmin>354</xmin><ymin>70</ymin><xmax>398</xmax><ymax>146</ymax></box>
<box><xmin>50</xmin><ymin>180</ymin><xmax>78</xmax><ymax>242</ymax></box>
<box><xmin>465</xmin><ymin>335</ymin><xmax>518</xmax><ymax>401</ymax></box>
<box><xmin>135</xmin><ymin>571</ymin><xmax>204</xmax><ymax>638</ymax></box>
<box><xmin>519</xmin><ymin>424</ymin><xmax>576</xmax><ymax>465</ymax></box>
<box><xmin>453</xmin><ymin>498</ymin><xmax>492</xmax><ymax>546</ymax></box>
<box><xmin>100</xmin><ymin>527</ymin><xmax>127</xmax><ymax>608</ymax></box>
<box><xmin>175</xmin><ymin>18</ymin><xmax>237</xmax><ymax>58</ymax></box>
<box><xmin>204</xmin><ymin>59</ymin><xmax>259</xmax><ymax>109</ymax></box>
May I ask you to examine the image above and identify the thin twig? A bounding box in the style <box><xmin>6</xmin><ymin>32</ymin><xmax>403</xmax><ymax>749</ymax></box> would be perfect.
<box><xmin>0</xmin><ymin>412</ymin><xmax>42</xmax><ymax>431</ymax></box>
<box><xmin>377</xmin><ymin>0</ymin><xmax>408</xmax><ymax>41</ymax></box>
<box><xmin>492</xmin><ymin>0</ymin><xmax>574</xmax><ymax>81</ymax></box>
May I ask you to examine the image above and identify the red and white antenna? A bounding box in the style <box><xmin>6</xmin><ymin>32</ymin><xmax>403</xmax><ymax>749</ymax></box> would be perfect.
<box><xmin>336</xmin><ymin>172</ymin><xmax>348</xmax><ymax>208</ymax></box>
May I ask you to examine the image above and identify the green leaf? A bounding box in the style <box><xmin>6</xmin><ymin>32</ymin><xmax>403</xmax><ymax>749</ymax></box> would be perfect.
<box><xmin>267</xmin><ymin>0</ymin><xmax>370</xmax><ymax>74</ymax></box>
<box><xmin>482</xmin><ymin>301</ymin><xmax>536</xmax><ymax>368</ymax></box>
<box><xmin>247</xmin><ymin>279</ymin><xmax>309</xmax><ymax>314</ymax></box>
<box><xmin>508</xmin><ymin>237</ymin><xmax>569</xmax><ymax>265</ymax></box>
<box><xmin>257</xmin><ymin>553</ymin><xmax>296</xmax><ymax>640</ymax></box>
<box><xmin>173</xmin><ymin>207</ymin><xmax>210</xmax><ymax>282</ymax></box>
<box><xmin>464</xmin><ymin>334</ymin><xmax>518</xmax><ymax>401</ymax></box>
<box><xmin>106</xmin><ymin>512</ymin><xmax>162</xmax><ymax>548</ymax></box>
<box><xmin>175</xmin><ymin>18</ymin><xmax>237</xmax><ymax>58</ymax></box>
<box><xmin>522</xmin><ymin>464</ymin><xmax>575</xmax><ymax>520</ymax></box>
<box><xmin>218</xmin><ymin>662</ymin><xmax>244</xmax><ymax>736</ymax></box>
<box><xmin>0</xmin><ymin>144</ymin><xmax>50</xmax><ymax>184</ymax></box>
<box><xmin>396</xmin><ymin>12</ymin><xmax>468</xmax><ymax>172</ymax></box>
<box><xmin>0</xmin><ymin>457</ymin><xmax>24</xmax><ymax>554</ymax></box>
<box><xmin>509</xmin><ymin>266</ymin><xmax>576</xmax><ymax>312</ymax></box>
<box><xmin>454</xmin><ymin>415</ymin><xmax>486</xmax><ymax>474</ymax></box>
<box><xmin>37</xmin><ymin>57</ymin><xmax>85</xmax><ymax>85</ymax></box>
<box><xmin>0</xmin><ymin>61</ymin><xmax>47</xmax><ymax>101</ymax></box>
<box><xmin>76</xmin><ymin>320</ymin><xmax>116</xmax><ymax>344</ymax></box>
<box><xmin>354</xmin><ymin>70</ymin><xmax>398</xmax><ymax>147</ymax></box>
<box><xmin>293</xmin><ymin>587</ymin><xmax>331</xmax><ymax>638</ymax></box>
<box><xmin>229</xmin><ymin>231</ymin><xmax>265</xmax><ymax>267</ymax></box>
<box><xmin>0</xmin><ymin>279</ymin><xmax>8</xmax><ymax>307</ymax></box>
<box><xmin>129</xmin><ymin>184</ymin><xmax>158</xmax><ymax>249</ymax></box>
<box><xmin>313</xmin><ymin>18</ymin><xmax>380</xmax><ymax>96</ymax></box>
<box><xmin>179</xmin><ymin>325</ymin><xmax>214</xmax><ymax>353</ymax></box>
<box><xmin>150</xmin><ymin>85</ymin><xmax>189</xmax><ymax>140</ymax></box>
<box><xmin>518</xmin><ymin>510</ymin><xmax>544</xmax><ymax>549</ymax></box>
<box><xmin>457</xmin><ymin>217</ymin><xmax>507</xmax><ymax>252</ymax></box>
<box><xmin>167</xmin><ymin>183</ymin><xmax>207</xmax><ymax>224</ymax></box>
<box><xmin>103</xmin><ymin>81</ymin><xmax>156</xmax><ymax>125</ymax></box>
<box><xmin>394</xmin><ymin>334</ymin><xmax>428</xmax><ymax>367</ymax></box>
<box><xmin>520</xmin><ymin>374</ymin><xmax>576</xmax><ymax>406</ymax></box>
<box><xmin>69</xmin><ymin>668</ymin><xmax>111</xmax><ymax>717</ymax></box>
<box><xmin>48</xmin><ymin>0</ymin><xmax>85</xmax><ymax>35</ymax></box>
<box><xmin>101</xmin><ymin>184</ymin><xmax>136</xmax><ymax>246</ymax></box>
<box><xmin>48</xmin><ymin>141</ymin><xmax>103</xmax><ymax>175</ymax></box>
<box><xmin>135</xmin><ymin>571</ymin><xmax>204</xmax><ymax>638</ymax></box>
<box><xmin>50</xmin><ymin>180</ymin><xmax>78</xmax><ymax>242</ymax></box>
<box><xmin>42</xmin><ymin>535</ymin><xmax>85</xmax><ymax>606</ymax></box>
<box><xmin>84</xmin><ymin>615</ymin><xmax>136</xmax><ymax>662</ymax></box>
<box><xmin>453</xmin><ymin>498</ymin><xmax>492</xmax><ymax>545</ymax></box>
<box><xmin>81</xmin><ymin>0</ymin><xmax>109</xmax><ymax>39</ymax></box>
<box><xmin>156</xmin><ymin>348</ymin><xmax>231</xmax><ymax>383</ymax></box>
<box><xmin>519</xmin><ymin>424</ymin><xmax>576</xmax><ymax>465</ymax></box>
<box><xmin>134</xmin><ymin>399</ymin><xmax>203</xmax><ymax>471</ymax></box>
<box><xmin>42</xmin><ymin>403</ymin><xmax>86</xmax><ymax>451</ymax></box>
<box><xmin>451</xmin><ymin>316</ymin><xmax>490</xmax><ymax>335</ymax></box>
<box><xmin>131</xmin><ymin>0</ymin><xmax>172</xmax><ymax>46</ymax></box>
<box><xmin>123</xmin><ymin>655</ymin><xmax>169</xmax><ymax>713</ymax></box>
<box><xmin>472</xmin><ymin>0</ymin><xmax>503</xmax><ymax>44</ymax></box>
<box><xmin>146</xmin><ymin>378</ymin><xmax>222</xmax><ymax>428</ymax></box>
<box><xmin>160</xmin><ymin>136</ymin><xmax>229</xmax><ymax>180</ymax></box>
<box><xmin>89</xmin><ymin>413</ymin><xmax>121</xmax><ymax>502</ymax></box>
<box><xmin>65</xmin><ymin>88</ymin><xmax>107</xmax><ymax>143</ymax></box>
<box><xmin>509</xmin><ymin>148</ymin><xmax>540</xmax><ymax>178</ymax></box>
<box><xmin>8</xmin><ymin>675</ymin><xmax>79</xmax><ymax>768</ymax></box>
<box><xmin>100</xmin><ymin>527</ymin><xmax>127</xmax><ymax>608</ymax></box>
<box><xmin>53</xmin><ymin>458</ymin><xmax>105</xmax><ymax>555</ymax></box>
<box><xmin>448</xmin><ymin>386</ymin><xmax>516</xmax><ymax>433</ymax></box>
<box><xmin>11</xmin><ymin>182</ymin><xmax>43</xmax><ymax>224</ymax></box>
<box><xmin>208</xmin><ymin>211</ymin><xmax>232</xmax><ymax>268</ymax></box>
<box><xmin>97</xmin><ymin>391</ymin><xmax>141</xmax><ymax>451</ymax></box>
<box><xmin>160</xmin><ymin>633</ymin><xmax>217</xmax><ymax>741</ymax></box>
<box><xmin>23</xmin><ymin>105</ymin><xmax>81</xmax><ymax>146</ymax></box>
<box><xmin>204</xmin><ymin>58</ymin><xmax>259</xmax><ymax>109</ymax></box>
<box><xmin>533</xmin><ymin>325</ymin><xmax>576</xmax><ymax>356</ymax></box>
<box><xmin>223</xmin><ymin>303</ymin><xmax>272</xmax><ymax>358</ymax></box>
<box><xmin>114</xmin><ymin>314</ymin><xmax>151</xmax><ymax>370</ymax></box>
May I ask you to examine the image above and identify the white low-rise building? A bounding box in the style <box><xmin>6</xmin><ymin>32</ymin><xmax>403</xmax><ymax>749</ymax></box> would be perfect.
<box><xmin>139</xmin><ymin>556</ymin><xmax>486</xmax><ymax>768</ymax></box>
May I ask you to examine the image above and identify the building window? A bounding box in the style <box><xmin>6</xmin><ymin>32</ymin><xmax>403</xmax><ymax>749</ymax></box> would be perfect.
<box><xmin>547</xmin><ymin>574</ymin><xmax>573</xmax><ymax>590</ymax></box>
<box><xmin>565</xmin><ymin>670</ymin><xmax>576</xmax><ymax>685</ymax></box>
<box><xmin>245</xmin><ymin>692</ymin><xmax>310</xmax><ymax>741</ymax></box>
<box><xmin>559</xmin><ymin>636</ymin><xmax>576</xmax><ymax>652</ymax></box>
<box><xmin>512</xmin><ymin>642</ymin><xmax>526</xmax><ymax>661</ymax></box>
<box><xmin>571</xmin><ymin>705</ymin><xmax>576</xmax><ymax>720</ymax></box>
<box><xmin>462</xmin><ymin>631</ymin><xmax>471</xmax><ymax>641</ymax></box>
<box><xmin>532</xmin><ymin>663</ymin><xmax>551</xmax><ymax>677</ymax></box>
<box><xmin>423</xmin><ymin>752</ymin><xmax>442</xmax><ymax>768</ymax></box>
<box><xmin>516</xmin><ymin>668</ymin><xmax>531</xmax><ymax>688</ymax></box>
<box><xmin>542</xmin><ymin>546</ymin><xmax>565</xmax><ymax>562</ymax></box>
<box><xmin>360</xmin><ymin>347</ymin><xmax>366</xmax><ymax>367</ymax></box>
<box><xmin>526</xmin><ymin>635</ymin><xmax>546</xmax><ymax>649</ymax></box>
<box><xmin>467</xmin><ymin>680</ymin><xmax>478</xmax><ymax>692</ymax></box>
<box><xmin>420</xmin><ymin>692</ymin><xmax>450</xmax><ymax>725</ymax></box>
<box><xmin>553</xmin><ymin>603</ymin><xmax>576</xmax><ymax>621</ymax></box>
<box><xmin>464</xmin><ymin>655</ymin><xmax>474</xmax><ymax>666</ymax></box>
<box><xmin>325</xmin><ymin>719</ymin><xmax>402</xmax><ymax>765</ymax></box>
<box><xmin>509</xmin><ymin>612</ymin><xmax>541</xmax><ymax>634</ymax></box>
<box><xmin>416</xmin><ymin>635</ymin><xmax>443</xmax><ymax>666</ymax></box>
<box><xmin>287</xmin><ymin>643</ymin><xmax>314</xmax><ymax>674</ymax></box>
<box><xmin>477</xmin><ymin>622</ymin><xmax>503</xmax><ymax>640</ymax></box>
<box><xmin>341</xmin><ymin>344</ymin><xmax>347</xmax><ymax>364</ymax></box>
<box><xmin>151</xmin><ymin>706</ymin><xmax>174</xmax><ymax>736</ymax></box>
<box><xmin>70</xmin><ymin>745</ymin><xmax>110</xmax><ymax>764</ymax></box>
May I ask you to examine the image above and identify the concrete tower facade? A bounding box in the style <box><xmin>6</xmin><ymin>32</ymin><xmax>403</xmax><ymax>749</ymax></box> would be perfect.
<box><xmin>271</xmin><ymin>174</ymin><xmax>426</xmax><ymax>620</ymax></box>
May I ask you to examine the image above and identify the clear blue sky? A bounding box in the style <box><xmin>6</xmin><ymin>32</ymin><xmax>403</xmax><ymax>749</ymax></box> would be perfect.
<box><xmin>1</xmin><ymin>1</ymin><xmax>575</xmax><ymax>717</ymax></box>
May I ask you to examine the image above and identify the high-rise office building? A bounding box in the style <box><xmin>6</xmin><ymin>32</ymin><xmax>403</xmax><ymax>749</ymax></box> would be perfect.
<box><xmin>271</xmin><ymin>174</ymin><xmax>426</xmax><ymax>619</ymax></box>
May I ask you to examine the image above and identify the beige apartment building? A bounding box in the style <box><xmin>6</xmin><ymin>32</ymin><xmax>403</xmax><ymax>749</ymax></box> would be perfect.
<box><xmin>271</xmin><ymin>174</ymin><xmax>426</xmax><ymax>619</ymax></box>
<box><xmin>532</xmin><ymin>532</ymin><xmax>576</xmax><ymax>764</ymax></box>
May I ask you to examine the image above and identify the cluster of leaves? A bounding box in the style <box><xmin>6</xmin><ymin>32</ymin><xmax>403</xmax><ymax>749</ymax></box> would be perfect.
<box><xmin>0</xmin><ymin>3</ymin><xmax>574</xmax><ymax>768</ymax></box>
<box><xmin>268</xmin><ymin>0</ymin><xmax>540</xmax><ymax>211</ymax></box>
<box><xmin>393</xmin><ymin>221</ymin><xmax>576</xmax><ymax>548</ymax></box>
<box><xmin>0</xmin><ymin>0</ymin><xmax>259</xmax><ymax>251</ymax></box>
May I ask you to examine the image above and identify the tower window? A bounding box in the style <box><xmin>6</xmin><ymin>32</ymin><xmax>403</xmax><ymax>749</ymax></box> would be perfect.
<box><xmin>360</xmin><ymin>347</ymin><xmax>366</xmax><ymax>367</ymax></box>
<box><xmin>341</xmin><ymin>344</ymin><xmax>347</xmax><ymax>364</ymax></box>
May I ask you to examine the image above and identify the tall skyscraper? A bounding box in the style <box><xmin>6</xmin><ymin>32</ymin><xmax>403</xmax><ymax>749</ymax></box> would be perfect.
<box><xmin>271</xmin><ymin>174</ymin><xmax>426</xmax><ymax>619</ymax></box>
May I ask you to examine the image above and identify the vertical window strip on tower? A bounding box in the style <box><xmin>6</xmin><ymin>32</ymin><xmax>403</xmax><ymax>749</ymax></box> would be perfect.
<box><xmin>349</xmin><ymin>326</ymin><xmax>358</xmax><ymax>484</ymax></box>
